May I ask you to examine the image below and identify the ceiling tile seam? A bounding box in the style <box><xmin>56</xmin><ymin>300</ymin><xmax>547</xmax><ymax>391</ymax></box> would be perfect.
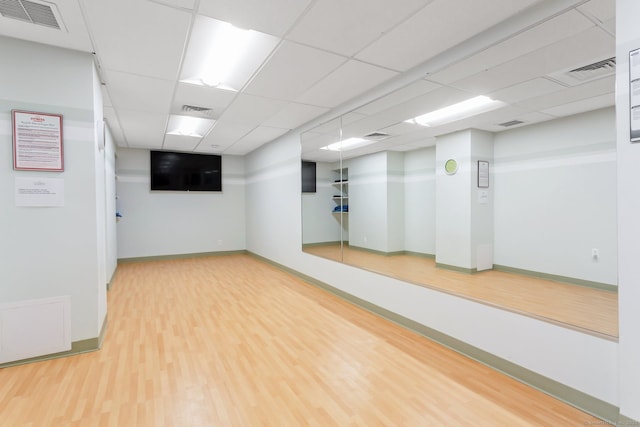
<box><xmin>147</xmin><ymin>0</ymin><xmax>195</xmax><ymax>13</ymax></box>
<box><xmin>575</xmin><ymin>8</ymin><xmax>615</xmax><ymax>38</ymax></box>
<box><xmin>288</xmin><ymin>0</ymin><xmax>596</xmax><ymax>140</ymax></box>
<box><xmin>162</xmin><ymin>2</ymin><xmax>200</xmax><ymax>150</ymax></box>
<box><xmin>347</xmin><ymin>0</ymin><xmax>439</xmax><ymax>68</ymax></box>
<box><xmin>277</xmin><ymin>0</ymin><xmax>321</xmax><ymax>40</ymax></box>
<box><xmin>197</xmin><ymin>122</ymin><xmax>258</xmax><ymax>154</ymax></box>
<box><xmin>421</xmin><ymin>0</ymin><xmax>594</xmax><ymax>79</ymax></box>
<box><xmin>77</xmin><ymin>0</ymin><xmax>133</xmax><ymax>147</ymax></box>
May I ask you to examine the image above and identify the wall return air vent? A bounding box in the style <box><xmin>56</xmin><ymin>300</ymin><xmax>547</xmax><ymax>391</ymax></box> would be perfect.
<box><xmin>0</xmin><ymin>0</ymin><xmax>62</xmax><ymax>29</ymax></box>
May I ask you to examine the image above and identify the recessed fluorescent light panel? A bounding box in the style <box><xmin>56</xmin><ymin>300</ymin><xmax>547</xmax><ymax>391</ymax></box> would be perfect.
<box><xmin>180</xmin><ymin>16</ymin><xmax>279</xmax><ymax>92</ymax></box>
<box><xmin>406</xmin><ymin>96</ymin><xmax>505</xmax><ymax>127</ymax></box>
<box><xmin>321</xmin><ymin>137</ymin><xmax>375</xmax><ymax>152</ymax></box>
<box><xmin>166</xmin><ymin>115</ymin><xmax>215</xmax><ymax>138</ymax></box>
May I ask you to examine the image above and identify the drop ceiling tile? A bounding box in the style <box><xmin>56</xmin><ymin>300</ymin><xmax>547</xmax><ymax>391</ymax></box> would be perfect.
<box><xmin>225</xmin><ymin>126</ymin><xmax>290</xmax><ymax>155</ymax></box>
<box><xmin>378</xmin><ymin>122</ymin><xmax>420</xmax><ymax>136</ymax></box>
<box><xmin>354</xmin><ymin>79</ymin><xmax>441</xmax><ymax>116</ymax></box>
<box><xmin>384</xmin><ymin>132</ymin><xmax>437</xmax><ymax>148</ymax></box>
<box><xmin>577</xmin><ymin>0</ymin><xmax>615</xmax><ymax>24</ymax></box>
<box><xmin>376</xmin><ymin>86</ymin><xmax>472</xmax><ymax>126</ymax></box>
<box><xmin>105</xmin><ymin>70</ymin><xmax>174</xmax><ymax>114</ymax></box>
<box><xmin>83</xmin><ymin>0</ymin><xmax>190</xmax><ymax>79</ymax></box>
<box><xmin>162</xmin><ymin>134</ymin><xmax>202</xmax><ymax>151</ymax></box>
<box><xmin>218</xmin><ymin>94</ymin><xmax>288</xmax><ymax>126</ymax></box>
<box><xmin>117</xmin><ymin>110</ymin><xmax>168</xmax><ymax>148</ymax></box>
<box><xmin>171</xmin><ymin>83</ymin><xmax>237</xmax><ymax>118</ymax></box>
<box><xmin>488</xmin><ymin>111</ymin><xmax>556</xmax><ymax>132</ymax></box>
<box><xmin>262</xmin><ymin>102</ymin><xmax>330</xmax><ymax>130</ymax></box>
<box><xmin>104</xmin><ymin>107</ymin><xmax>127</xmax><ymax>147</ymax></box>
<box><xmin>300</xmin><ymin>149</ymin><xmax>341</xmax><ymax>163</ymax></box>
<box><xmin>296</xmin><ymin>60</ymin><xmax>398</xmax><ymax>108</ymax></box>
<box><xmin>457</xmin><ymin>104</ymin><xmax>529</xmax><ymax>130</ymax></box>
<box><xmin>200</xmin><ymin>121</ymin><xmax>255</xmax><ymax>149</ymax></box>
<box><xmin>356</xmin><ymin>0</ymin><xmax>540</xmax><ymax>71</ymax></box>
<box><xmin>451</xmin><ymin>26</ymin><xmax>614</xmax><ymax>94</ymax></box>
<box><xmin>427</xmin><ymin>10</ymin><xmax>594</xmax><ymax>85</ymax></box>
<box><xmin>540</xmin><ymin>93</ymin><xmax>614</xmax><ymax>118</ymax></box>
<box><xmin>601</xmin><ymin>18</ymin><xmax>615</xmax><ymax>35</ymax></box>
<box><xmin>517</xmin><ymin>75</ymin><xmax>614</xmax><ymax>111</ymax></box>
<box><xmin>244</xmin><ymin>41</ymin><xmax>347</xmax><ymax>101</ymax></box>
<box><xmin>302</xmin><ymin>117</ymin><xmax>342</xmax><ymax>138</ymax></box>
<box><xmin>149</xmin><ymin>0</ymin><xmax>196</xmax><ymax>10</ymax></box>
<box><xmin>286</xmin><ymin>0</ymin><xmax>425</xmax><ymax>56</ymax></box>
<box><xmin>197</xmin><ymin>0</ymin><xmax>313</xmax><ymax>37</ymax></box>
<box><xmin>490</xmin><ymin>78</ymin><xmax>565</xmax><ymax>104</ymax></box>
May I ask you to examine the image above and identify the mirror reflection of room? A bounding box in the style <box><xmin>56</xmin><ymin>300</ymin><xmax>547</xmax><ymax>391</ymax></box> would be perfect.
<box><xmin>301</xmin><ymin>2</ymin><xmax>617</xmax><ymax>339</ymax></box>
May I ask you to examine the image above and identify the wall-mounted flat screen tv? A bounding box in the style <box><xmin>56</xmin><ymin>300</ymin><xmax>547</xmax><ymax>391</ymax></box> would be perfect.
<box><xmin>150</xmin><ymin>150</ymin><xmax>222</xmax><ymax>192</ymax></box>
<box><xmin>301</xmin><ymin>160</ymin><xmax>316</xmax><ymax>193</ymax></box>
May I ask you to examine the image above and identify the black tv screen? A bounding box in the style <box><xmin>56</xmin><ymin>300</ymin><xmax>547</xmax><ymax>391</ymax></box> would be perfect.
<box><xmin>150</xmin><ymin>151</ymin><xmax>222</xmax><ymax>191</ymax></box>
<box><xmin>301</xmin><ymin>161</ymin><xmax>316</xmax><ymax>193</ymax></box>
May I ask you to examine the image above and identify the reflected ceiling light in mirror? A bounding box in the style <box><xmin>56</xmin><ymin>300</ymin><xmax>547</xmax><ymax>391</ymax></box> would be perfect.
<box><xmin>406</xmin><ymin>96</ymin><xmax>505</xmax><ymax>127</ymax></box>
<box><xmin>166</xmin><ymin>115</ymin><xmax>215</xmax><ymax>138</ymax></box>
<box><xmin>179</xmin><ymin>16</ymin><xmax>279</xmax><ymax>92</ymax></box>
<box><xmin>320</xmin><ymin>137</ymin><xmax>376</xmax><ymax>152</ymax></box>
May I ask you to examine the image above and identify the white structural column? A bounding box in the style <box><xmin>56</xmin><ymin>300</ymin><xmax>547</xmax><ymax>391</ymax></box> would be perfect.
<box><xmin>435</xmin><ymin>129</ymin><xmax>494</xmax><ymax>272</ymax></box>
<box><xmin>616</xmin><ymin>0</ymin><xmax>640</xmax><ymax>423</ymax></box>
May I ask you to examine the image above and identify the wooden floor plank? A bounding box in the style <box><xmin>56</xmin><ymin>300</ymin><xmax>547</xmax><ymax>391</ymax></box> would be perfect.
<box><xmin>0</xmin><ymin>254</ymin><xmax>603</xmax><ymax>425</ymax></box>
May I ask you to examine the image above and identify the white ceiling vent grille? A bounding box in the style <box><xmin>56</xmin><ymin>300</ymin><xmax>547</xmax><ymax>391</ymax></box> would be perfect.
<box><xmin>498</xmin><ymin>120</ymin><xmax>524</xmax><ymax>127</ymax></box>
<box><xmin>181</xmin><ymin>104</ymin><xmax>215</xmax><ymax>118</ymax></box>
<box><xmin>364</xmin><ymin>132</ymin><xmax>390</xmax><ymax>141</ymax></box>
<box><xmin>547</xmin><ymin>57</ymin><xmax>616</xmax><ymax>87</ymax></box>
<box><xmin>0</xmin><ymin>0</ymin><xmax>61</xmax><ymax>29</ymax></box>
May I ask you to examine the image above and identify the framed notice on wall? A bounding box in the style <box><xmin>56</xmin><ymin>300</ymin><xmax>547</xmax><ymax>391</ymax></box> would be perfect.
<box><xmin>477</xmin><ymin>160</ymin><xmax>489</xmax><ymax>188</ymax></box>
<box><xmin>12</xmin><ymin>110</ymin><xmax>64</xmax><ymax>171</ymax></box>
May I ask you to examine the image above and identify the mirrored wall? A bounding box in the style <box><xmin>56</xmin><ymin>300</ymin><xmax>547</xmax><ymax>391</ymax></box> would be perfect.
<box><xmin>301</xmin><ymin>2</ymin><xmax>617</xmax><ymax>338</ymax></box>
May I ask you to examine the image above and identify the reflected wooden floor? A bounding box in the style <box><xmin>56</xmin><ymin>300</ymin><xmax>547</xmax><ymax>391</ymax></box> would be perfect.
<box><xmin>0</xmin><ymin>254</ymin><xmax>602</xmax><ymax>425</ymax></box>
<box><xmin>304</xmin><ymin>245</ymin><xmax>618</xmax><ymax>338</ymax></box>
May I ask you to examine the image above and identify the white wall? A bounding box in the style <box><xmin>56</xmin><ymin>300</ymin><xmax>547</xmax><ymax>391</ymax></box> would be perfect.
<box><xmin>494</xmin><ymin>108</ymin><xmax>617</xmax><ymax>284</ymax></box>
<box><xmin>347</xmin><ymin>152</ymin><xmax>389</xmax><ymax>251</ymax></box>
<box><xmin>435</xmin><ymin>131</ymin><xmax>473</xmax><ymax>268</ymax></box>
<box><xmin>470</xmin><ymin>130</ymin><xmax>494</xmax><ymax>270</ymax></box>
<box><xmin>0</xmin><ymin>36</ymin><xmax>106</xmax><ymax>344</ymax></box>
<box><xmin>245</xmin><ymin>129</ymin><xmax>618</xmax><ymax>408</ymax></box>
<box><xmin>92</xmin><ymin>64</ymin><xmax>108</xmax><ymax>332</ymax></box>
<box><xmin>302</xmin><ymin>161</ymin><xmax>342</xmax><ymax>245</ymax></box>
<box><xmin>104</xmin><ymin>127</ymin><xmax>118</xmax><ymax>281</ymax></box>
<box><xmin>616</xmin><ymin>0</ymin><xmax>640</xmax><ymax>421</ymax></box>
<box><xmin>404</xmin><ymin>147</ymin><xmax>436</xmax><ymax>255</ymax></box>
<box><xmin>246</xmin><ymin>134</ymin><xmax>302</xmax><ymax>263</ymax></box>
<box><xmin>116</xmin><ymin>148</ymin><xmax>246</xmax><ymax>258</ymax></box>
<box><xmin>387</xmin><ymin>151</ymin><xmax>405</xmax><ymax>252</ymax></box>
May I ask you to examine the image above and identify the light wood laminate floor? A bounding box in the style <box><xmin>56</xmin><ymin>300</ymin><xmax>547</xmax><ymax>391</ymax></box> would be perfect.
<box><xmin>0</xmin><ymin>255</ymin><xmax>603</xmax><ymax>426</ymax></box>
<box><xmin>304</xmin><ymin>245</ymin><xmax>618</xmax><ymax>338</ymax></box>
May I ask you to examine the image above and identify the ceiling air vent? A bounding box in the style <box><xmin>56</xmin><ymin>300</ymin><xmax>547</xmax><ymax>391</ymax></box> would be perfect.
<box><xmin>0</xmin><ymin>0</ymin><xmax>61</xmax><ymax>29</ymax></box>
<box><xmin>181</xmin><ymin>104</ymin><xmax>215</xmax><ymax>118</ymax></box>
<box><xmin>498</xmin><ymin>120</ymin><xmax>524</xmax><ymax>127</ymax></box>
<box><xmin>364</xmin><ymin>132</ymin><xmax>390</xmax><ymax>141</ymax></box>
<box><xmin>547</xmin><ymin>57</ymin><xmax>616</xmax><ymax>87</ymax></box>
